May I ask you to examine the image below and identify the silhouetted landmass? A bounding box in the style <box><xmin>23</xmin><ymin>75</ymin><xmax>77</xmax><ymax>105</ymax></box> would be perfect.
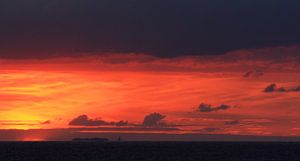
<box><xmin>72</xmin><ymin>138</ymin><xmax>109</xmax><ymax>142</ymax></box>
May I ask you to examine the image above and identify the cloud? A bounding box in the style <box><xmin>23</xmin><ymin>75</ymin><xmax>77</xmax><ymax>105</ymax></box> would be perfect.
<box><xmin>264</xmin><ymin>84</ymin><xmax>277</xmax><ymax>93</ymax></box>
<box><xmin>69</xmin><ymin>127</ymin><xmax>179</xmax><ymax>132</ymax></box>
<box><xmin>199</xmin><ymin>127</ymin><xmax>221</xmax><ymax>133</ymax></box>
<box><xmin>198</xmin><ymin>103</ymin><xmax>232</xmax><ymax>112</ymax></box>
<box><xmin>243</xmin><ymin>70</ymin><xmax>264</xmax><ymax>78</ymax></box>
<box><xmin>142</xmin><ymin>112</ymin><xmax>166</xmax><ymax>127</ymax></box>
<box><xmin>1</xmin><ymin>45</ymin><xmax>300</xmax><ymax>73</ymax></box>
<box><xmin>225</xmin><ymin>120</ymin><xmax>240</xmax><ymax>125</ymax></box>
<box><xmin>1</xmin><ymin>1</ymin><xmax>300</xmax><ymax>58</ymax></box>
<box><xmin>70</xmin><ymin>113</ymin><xmax>170</xmax><ymax>127</ymax></box>
<box><xmin>69</xmin><ymin>115</ymin><xmax>114</xmax><ymax>126</ymax></box>
<box><xmin>41</xmin><ymin>120</ymin><xmax>51</xmax><ymax>125</ymax></box>
<box><xmin>264</xmin><ymin>84</ymin><xmax>300</xmax><ymax>93</ymax></box>
<box><xmin>115</xmin><ymin>120</ymin><xmax>128</xmax><ymax>126</ymax></box>
<box><xmin>291</xmin><ymin>86</ymin><xmax>300</xmax><ymax>92</ymax></box>
<box><xmin>69</xmin><ymin>115</ymin><xmax>129</xmax><ymax>126</ymax></box>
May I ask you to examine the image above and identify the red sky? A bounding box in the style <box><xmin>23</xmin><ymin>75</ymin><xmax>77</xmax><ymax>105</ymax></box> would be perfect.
<box><xmin>0</xmin><ymin>46</ymin><xmax>300</xmax><ymax>141</ymax></box>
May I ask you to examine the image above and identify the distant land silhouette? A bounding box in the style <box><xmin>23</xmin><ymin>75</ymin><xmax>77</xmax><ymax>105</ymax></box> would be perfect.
<box><xmin>72</xmin><ymin>138</ymin><xmax>109</xmax><ymax>142</ymax></box>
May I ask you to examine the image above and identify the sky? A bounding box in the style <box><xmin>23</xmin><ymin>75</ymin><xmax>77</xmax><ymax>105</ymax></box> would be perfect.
<box><xmin>0</xmin><ymin>0</ymin><xmax>300</xmax><ymax>141</ymax></box>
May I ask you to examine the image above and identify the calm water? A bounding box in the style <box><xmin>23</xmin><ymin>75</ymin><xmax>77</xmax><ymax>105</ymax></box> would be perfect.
<box><xmin>0</xmin><ymin>142</ymin><xmax>299</xmax><ymax>161</ymax></box>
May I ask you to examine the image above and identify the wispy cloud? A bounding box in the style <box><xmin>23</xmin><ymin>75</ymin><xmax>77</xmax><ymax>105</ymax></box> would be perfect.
<box><xmin>224</xmin><ymin>120</ymin><xmax>240</xmax><ymax>125</ymax></box>
<box><xmin>264</xmin><ymin>83</ymin><xmax>300</xmax><ymax>93</ymax></box>
<box><xmin>69</xmin><ymin>115</ymin><xmax>128</xmax><ymax>127</ymax></box>
<box><xmin>243</xmin><ymin>70</ymin><xmax>264</xmax><ymax>78</ymax></box>
<box><xmin>197</xmin><ymin>103</ymin><xmax>232</xmax><ymax>112</ymax></box>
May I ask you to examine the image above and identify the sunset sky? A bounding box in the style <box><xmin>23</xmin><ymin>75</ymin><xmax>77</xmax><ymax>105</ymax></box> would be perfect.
<box><xmin>1</xmin><ymin>0</ymin><xmax>300</xmax><ymax>141</ymax></box>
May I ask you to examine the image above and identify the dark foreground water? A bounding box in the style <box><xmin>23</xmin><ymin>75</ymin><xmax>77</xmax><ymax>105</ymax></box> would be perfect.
<box><xmin>0</xmin><ymin>142</ymin><xmax>299</xmax><ymax>161</ymax></box>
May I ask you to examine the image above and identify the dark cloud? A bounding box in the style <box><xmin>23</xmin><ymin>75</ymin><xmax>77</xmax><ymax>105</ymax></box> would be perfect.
<box><xmin>142</xmin><ymin>112</ymin><xmax>166</xmax><ymax>127</ymax></box>
<box><xmin>69</xmin><ymin>113</ymin><xmax>171</xmax><ymax>127</ymax></box>
<box><xmin>1</xmin><ymin>0</ymin><xmax>300</xmax><ymax>58</ymax></box>
<box><xmin>69</xmin><ymin>127</ymin><xmax>179</xmax><ymax>132</ymax></box>
<box><xmin>264</xmin><ymin>84</ymin><xmax>277</xmax><ymax>93</ymax></box>
<box><xmin>115</xmin><ymin>120</ymin><xmax>128</xmax><ymax>126</ymax></box>
<box><xmin>199</xmin><ymin>127</ymin><xmax>221</xmax><ymax>133</ymax></box>
<box><xmin>264</xmin><ymin>84</ymin><xmax>300</xmax><ymax>93</ymax></box>
<box><xmin>69</xmin><ymin>115</ymin><xmax>113</xmax><ymax>126</ymax></box>
<box><xmin>225</xmin><ymin>120</ymin><xmax>240</xmax><ymax>125</ymax></box>
<box><xmin>243</xmin><ymin>70</ymin><xmax>264</xmax><ymax>78</ymax></box>
<box><xmin>198</xmin><ymin>103</ymin><xmax>231</xmax><ymax>112</ymax></box>
<box><xmin>41</xmin><ymin>120</ymin><xmax>51</xmax><ymax>124</ymax></box>
<box><xmin>291</xmin><ymin>86</ymin><xmax>300</xmax><ymax>92</ymax></box>
<box><xmin>69</xmin><ymin>115</ymin><xmax>129</xmax><ymax>126</ymax></box>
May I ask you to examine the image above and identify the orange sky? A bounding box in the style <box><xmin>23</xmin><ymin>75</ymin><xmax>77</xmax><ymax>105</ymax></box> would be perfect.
<box><xmin>0</xmin><ymin>46</ymin><xmax>300</xmax><ymax>141</ymax></box>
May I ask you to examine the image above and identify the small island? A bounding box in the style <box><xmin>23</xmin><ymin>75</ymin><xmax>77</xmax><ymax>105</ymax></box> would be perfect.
<box><xmin>72</xmin><ymin>138</ymin><xmax>109</xmax><ymax>142</ymax></box>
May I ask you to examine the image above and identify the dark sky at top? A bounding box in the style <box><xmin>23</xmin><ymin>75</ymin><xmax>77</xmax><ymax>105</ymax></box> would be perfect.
<box><xmin>1</xmin><ymin>0</ymin><xmax>300</xmax><ymax>58</ymax></box>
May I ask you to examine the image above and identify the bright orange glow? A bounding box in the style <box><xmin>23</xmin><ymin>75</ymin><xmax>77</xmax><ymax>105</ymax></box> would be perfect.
<box><xmin>21</xmin><ymin>137</ymin><xmax>45</xmax><ymax>142</ymax></box>
<box><xmin>0</xmin><ymin>51</ymin><xmax>300</xmax><ymax>140</ymax></box>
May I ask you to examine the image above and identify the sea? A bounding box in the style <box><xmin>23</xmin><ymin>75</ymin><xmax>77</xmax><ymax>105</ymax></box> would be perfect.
<box><xmin>0</xmin><ymin>142</ymin><xmax>299</xmax><ymax>161</ymax></box>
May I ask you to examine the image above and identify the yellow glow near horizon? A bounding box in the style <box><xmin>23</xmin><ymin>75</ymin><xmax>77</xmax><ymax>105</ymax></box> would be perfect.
<box><xmin>0</xmin><ymin>56</ymin><xmax>300</xmax><ymax>138</ymax></box>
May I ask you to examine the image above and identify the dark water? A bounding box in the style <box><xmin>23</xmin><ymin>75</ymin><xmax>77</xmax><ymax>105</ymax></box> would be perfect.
<box><xmin>0</xmin><ymin>142</ymin><xmax>299</xmax><ymax>161</ymax></box>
